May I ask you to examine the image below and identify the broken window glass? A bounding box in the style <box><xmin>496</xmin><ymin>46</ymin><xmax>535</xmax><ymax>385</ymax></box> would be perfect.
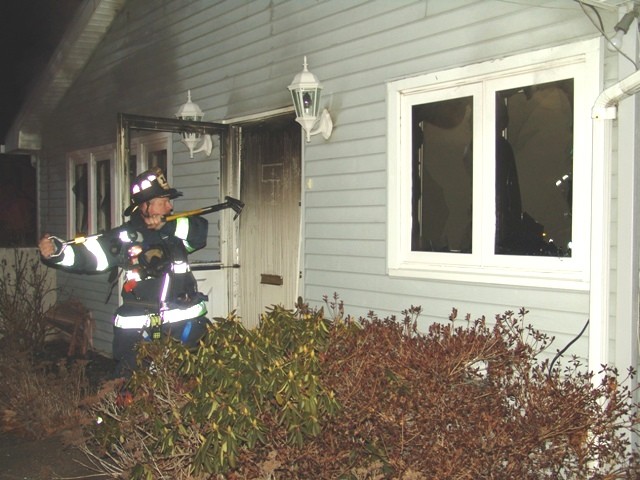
<box><xmin>72</xmin><ymin>163</ymin><xmax>88</xmax><ymax>236</ymax></box>
<box><xmin>96</xmin><ymin>158</ymin><xmax>111</xmax><ymax>232</ymax></box>
<box><xmin>412</xmin><ymin>97</ymin><xmax>473</xmax><ymax>253</ymax></box>
<box><xmin>495</xmin><ymin>79</ymin><xmax>573</xmax><ymax>257</ymax></box>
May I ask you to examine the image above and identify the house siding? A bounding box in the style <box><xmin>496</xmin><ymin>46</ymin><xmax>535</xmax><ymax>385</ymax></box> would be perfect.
<box><xmin>37</xmin><ymin>0</ymin><xmax>619</xmax><ymax>363</ymax></box>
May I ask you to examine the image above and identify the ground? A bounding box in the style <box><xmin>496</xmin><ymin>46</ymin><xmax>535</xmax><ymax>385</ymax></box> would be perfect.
<box><xmin>0</xmin><ymin>431</ymin><xmax>99</xmax><ymax>480</ymax></box>
<box><xmin>0</xmin><ymin>341</ymin><xmax>116</xmax><ymax>480</ymax></box>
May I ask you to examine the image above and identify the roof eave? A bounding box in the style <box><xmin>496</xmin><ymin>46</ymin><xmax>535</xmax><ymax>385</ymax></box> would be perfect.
<box><xmin>3</xmin><ymin>0</ymin><xmax>125</xmax><ymax>153</ymax></box>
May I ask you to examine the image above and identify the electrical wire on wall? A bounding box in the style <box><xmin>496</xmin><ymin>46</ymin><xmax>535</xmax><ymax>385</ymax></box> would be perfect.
<box><xmin>548</xmin><ymin>318</ymin><xmax>590</xmax><ymax>378</ymax></box>
<box><xmin>578</xmin><ymin>0</ymin><xmax>640</xmax><ymax>364</ymax></box>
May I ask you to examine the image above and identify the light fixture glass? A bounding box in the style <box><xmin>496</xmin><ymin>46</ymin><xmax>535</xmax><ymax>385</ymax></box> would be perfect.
<box><xmin>288</xmin><ymin>56</ymin><xmax>333</xmax><ymax>142</ymax></box>
<box><xmin>607</xmin><ymin>8</ymin><xmax>638</xmax><ymax>52</ymax></box>
<box><xmin>608</xmin><ymin>29</ymin><xmax>625</xmax><ymax>51</ymax></box>
<box><xmin>175</xmin><ymin>90</ymin><xmax>212</xmax><ymax>158</ymax></box>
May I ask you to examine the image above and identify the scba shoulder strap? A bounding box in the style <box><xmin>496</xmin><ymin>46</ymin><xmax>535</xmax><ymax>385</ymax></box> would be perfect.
<box><xmin>105</xmin><ymin>225</ymin><xmax>141</xmax><ymax>303</ymax></box>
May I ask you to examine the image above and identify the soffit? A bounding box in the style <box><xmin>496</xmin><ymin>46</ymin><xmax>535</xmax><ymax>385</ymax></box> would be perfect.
<box><xmin>580</xmin><ymin>0</ymin><xmax>638</xmax><ymax>10</ymax></box>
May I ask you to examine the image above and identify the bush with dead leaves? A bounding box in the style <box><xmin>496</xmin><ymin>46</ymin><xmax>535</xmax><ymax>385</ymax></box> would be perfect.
<box><xmin>83</xmin><ymin>298</ymin><xmax>640</xmax><ymax>479</ymax></box>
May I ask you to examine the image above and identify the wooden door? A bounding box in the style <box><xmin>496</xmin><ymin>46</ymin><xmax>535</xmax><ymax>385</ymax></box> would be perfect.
<box><xmin>237</xmin><ymin>115</ymin><xmax>301</xmax><ymax>328</ymax></box>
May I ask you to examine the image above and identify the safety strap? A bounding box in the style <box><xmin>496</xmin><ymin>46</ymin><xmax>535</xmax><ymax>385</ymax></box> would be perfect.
<box><xmin>113</xmin><ymin>301</ymin><xmax>208</xmax><ymax>329</ymax></box>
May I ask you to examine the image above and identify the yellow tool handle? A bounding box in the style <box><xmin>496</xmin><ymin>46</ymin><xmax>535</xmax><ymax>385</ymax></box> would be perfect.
<box><xmin>162</xmin><ymin>197</ymin><xmax>244</xmax><ymax>222</ymax></box>
<box><xmin>164</xmin><ymin>208</ymin><xmax>208</xmax><ymax>222</ymax></box>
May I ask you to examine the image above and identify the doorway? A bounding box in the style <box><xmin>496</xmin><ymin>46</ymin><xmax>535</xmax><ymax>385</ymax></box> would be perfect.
<box><xmin>236</xmin><ymin>114</ymin><xmax>301</xmax><ymax>328</ymax></box>
<box><xmin>116</xmin><ymin>113</ymin><xmax>230</xmax><ymax>318</ymax></box>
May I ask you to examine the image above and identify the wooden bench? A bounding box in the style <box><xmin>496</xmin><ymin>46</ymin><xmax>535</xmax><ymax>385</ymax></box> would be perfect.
<box><xmin>44</xmin><ymin>298</ymin><xmax>94</xmax><ymax>357</ymax></box>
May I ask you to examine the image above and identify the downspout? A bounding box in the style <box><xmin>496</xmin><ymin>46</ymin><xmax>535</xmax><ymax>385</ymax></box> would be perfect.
<box><xmin>590</xmin><ymin>69</ymin><xmax>640</xmax><ymax>379</ymax></box>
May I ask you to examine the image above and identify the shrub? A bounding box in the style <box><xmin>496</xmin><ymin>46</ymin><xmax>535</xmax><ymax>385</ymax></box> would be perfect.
<box><xmin>307</xmin><ymin>307</ymin><xmax>640</xmax><ymax>479</ymax></box>
<box><xmin>0</xmin><ymin>249</ymin><xmax>55</xmax><ymax>353</ymax></box>
<box><xmin>84</xmin><ymin>301</ymin><xmax>640</xmax><ymax>479</ymax></box>
<box><xmin>86</xmin><ymin>305</ymin><xmax>338</xmax><ymax>479</ymax></box>
<box><xmin>0</xmin><ymin>251</ymin><xmax>99</xmax><ymax>441</ymax></box>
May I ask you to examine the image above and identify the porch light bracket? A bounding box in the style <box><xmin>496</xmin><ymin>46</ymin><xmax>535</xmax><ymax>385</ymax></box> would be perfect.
<box><xmin>288</xmin><ymin>56</ymin><xmax>333</xmax><ymax>142</ymax></box>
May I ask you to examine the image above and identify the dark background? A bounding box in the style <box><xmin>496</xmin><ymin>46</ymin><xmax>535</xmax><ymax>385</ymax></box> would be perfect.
<box><xmin>0</xmin><ymin>1</ymin><xmax>82</xmax><ymax>247</ymax></box>
<box><xmin>0</xmin><ymin>0</ymin><xmax>83</xmax><ymax>142</ymax></box>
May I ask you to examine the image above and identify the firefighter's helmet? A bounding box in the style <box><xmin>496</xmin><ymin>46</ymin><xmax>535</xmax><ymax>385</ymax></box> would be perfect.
<box><xmin>124</xmin><ymin>167</ymin><xmax>182</xmax><ymax>216</ymax></box>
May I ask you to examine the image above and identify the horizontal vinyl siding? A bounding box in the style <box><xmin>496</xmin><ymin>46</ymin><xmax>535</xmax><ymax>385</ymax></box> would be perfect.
<box><xmin>38</xmin><ymin>0</ymin><xmax>616</xmax><ymax>362</ymax></box>
<box><xmin>171</xmin><ymin>141</ymin><xmax>223</xmax><ymax>263</ymax></box>
<box><xmin>293</xmin><ymin>0</ymin><xmax>606</xmax><ymax>363</ymax></box>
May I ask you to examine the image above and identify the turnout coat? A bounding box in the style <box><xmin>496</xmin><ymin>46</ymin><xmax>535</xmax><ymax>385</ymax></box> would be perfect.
<box><xmin>42</xmin><ymin>213</ymin><xmax>209</xmax><ymax>333</ymax></box>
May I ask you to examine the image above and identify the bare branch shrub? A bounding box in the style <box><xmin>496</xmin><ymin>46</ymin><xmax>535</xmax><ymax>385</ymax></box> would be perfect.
<box><xmin>301</xmin><ymin>307</ymin><xmax>640</xmax><ymax>479</ymax></box>
<box><xmin>0</xmin><ymin>249</ymin><xmax>56</xmax><ymax>353</ymax></box>
<box><xmin>0</xmin><ymin>250</ymin><xmax>101</xmax><ymax>443</ymax></box>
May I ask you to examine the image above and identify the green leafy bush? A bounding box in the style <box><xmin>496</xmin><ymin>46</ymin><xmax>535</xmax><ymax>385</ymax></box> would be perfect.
<box><xmin>88</xmin><ymin>305</ymin><xmax>338</xmax><ymax>479</ymax></box>
<box><xmin>85</xmin><ymin>300</ymin><xmax>640</xmax><ymax>479</ymax></box>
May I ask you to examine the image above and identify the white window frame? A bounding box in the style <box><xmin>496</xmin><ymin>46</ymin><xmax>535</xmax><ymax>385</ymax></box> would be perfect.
<box><xmin>68</xmin><ymin>145</ymin><xmax>115</xmax><ymax>237</ymax></box>
<box><xmin>129</xmin><ymin>133</ymin><xmax>172</xmax><ymax>180</ymax></box>
<box><xmin>68</xmin><ymin>133</ymin><xmax>171</xmax><ymax>237</ymax></box>
<box><xmin>387</xmin><ymin>38</ymin><xmax>601</xmax><ymax>291</ymax></box>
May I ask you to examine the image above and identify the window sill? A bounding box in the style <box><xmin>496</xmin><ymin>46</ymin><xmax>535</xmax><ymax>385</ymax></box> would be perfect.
<box><xmin>387</xmin><ymin>263</ymin><xmax>589</xmax><ymax>292</ymax></box>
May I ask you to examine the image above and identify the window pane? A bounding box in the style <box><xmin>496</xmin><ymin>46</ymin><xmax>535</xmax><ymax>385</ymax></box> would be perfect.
<box><xmin>128</xmin><ymin>154</ymin><xmax>137</xmax><ymax>187</ymax></box>
<box><xmin>96</xmin><ymin>159</ymin><xmax>111</xmax><ymax>232</ymax></box>
<box><xmin>412</xmin><ymin>97</ymin><xmax>473</xmax><ymax>253</ymax></box>
<box><xmin>148</xmin><ymin>149</ymin><xmax>167</xmax><ymax>173</ymax></box>
<box><xmin>72</xmin><ymin>163</ymin><xmax>88</xmax><ymax>236</ymax></box>
<box><xmin>0</xmin><ymin>155</ymin><xmax>36</xmax><ymax>247</ymax></box>
<box><xmin>495</xmin><ymin>79</ymin><xmax>573</xmax><ymax>257</ymax></box>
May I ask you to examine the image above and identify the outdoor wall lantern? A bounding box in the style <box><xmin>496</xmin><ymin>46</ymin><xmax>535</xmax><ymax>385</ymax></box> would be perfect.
<box><xmin>607</xmin><ymin>6</ymin><xmax>639</xmax><ymax>52</ymax></box>
<box><xmin>288</xmin><ymin>56</ymin><xmax>333</xmax><ymax>142</ymax></box>
<box><xmin>175</xmin><ymin>90</ymin><xmax>213</xmax><ymax>158</ymax></box>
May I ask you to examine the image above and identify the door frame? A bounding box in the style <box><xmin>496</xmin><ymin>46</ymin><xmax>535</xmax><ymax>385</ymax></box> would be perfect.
<box><xmin>115</xmin><ymin>113</ymin><xmax>231</xmax><ymax>311</ymax></box>
<box><xmin>116</xmin><ymin>110</ymin><xmax>304</xmax><ymax>319</ymax></box>
<box><xmin>116</xmin><ymin>113</ymin><xmax>229</xmax><ymax>220</ymax></box>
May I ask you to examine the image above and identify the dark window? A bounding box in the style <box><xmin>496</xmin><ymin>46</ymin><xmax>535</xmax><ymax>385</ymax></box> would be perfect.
<box><xmin>410</xmin><ymin>79</ymin><xmax>573</xmax><ymax>258</ymax></box>
<box><xmin>96</xmin><ymin>159</ymin><xmax>111</xmax><ymax>232</ymax></box>
<box><xmin>412</xmin><ymin>97</ymin><xmax>473</xmax><ymax>253</ymax></box>
<box><xmin>128</xmin><ymin>154</ymin><xmax>137</xmax><ymax>187</ymax></box>
<box><xmin>495</xmin><ymin>79</ymin><xmax>573</xmax><ymax>257</ymax></box>
<box><xmin>0</xmin><ymin>154</ymin><xmax>36</xmax><ymax>246</ymax></box>
<box><xmin>148</xmin><ymin>148</ymin><xmax>167</xmax><ymax>173</ymax></box>
<box><xmin>73</xmin><ymin>163</ymin><xmax>88</xmax><ymax>236</ymax></box>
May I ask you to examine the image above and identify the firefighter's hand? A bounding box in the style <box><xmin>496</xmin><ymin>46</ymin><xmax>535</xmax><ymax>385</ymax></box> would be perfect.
<box><xmin>38</xmin><ymin>234</ymin><xmax>56</xmax><ymax>259</ymax></box>
<box><xmin>144</xmin><ymin>214</ymin><xmax>166</xmax><ymax>230</ymax></box>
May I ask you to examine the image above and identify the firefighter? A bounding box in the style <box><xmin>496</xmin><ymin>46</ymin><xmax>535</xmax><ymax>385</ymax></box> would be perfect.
<box><xmin>38</xmin><ymin>167</ymin><xmax>210</xmax><ymax>378</ymax></box>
